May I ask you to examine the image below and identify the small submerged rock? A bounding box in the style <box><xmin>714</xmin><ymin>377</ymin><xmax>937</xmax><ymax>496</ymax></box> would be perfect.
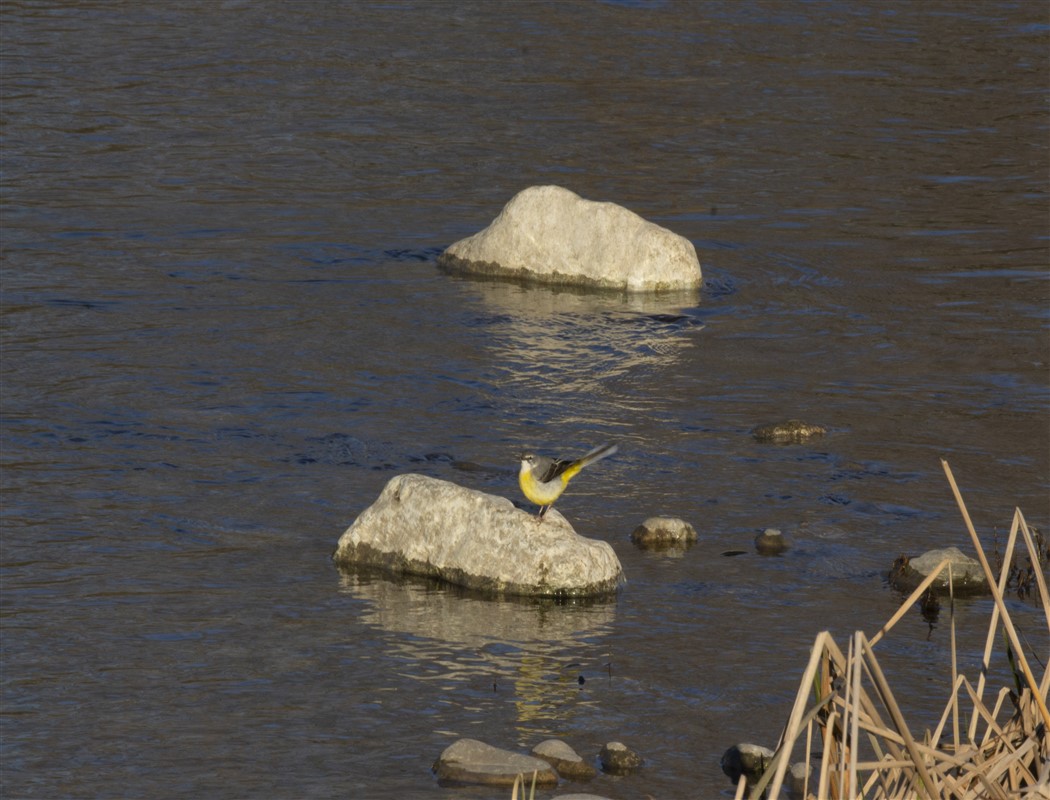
<box><xmin>755</xmin><ymin>528</ymin><xmax>789</xmax><ymax>555</ymax></box>
<box><xmin>630</xmin><ymin>516</ymin><xmax>697</xmax><ymax>549</ymax></box>
<box><xmin>752</xmin><ymin>420</ymin><xmax>827</xmax><ymax>443</ymax></box>
<box><xmin>433</xmin><ymin>738</ymin><xmax>558</xmax><ymax>787</ymax></box>
<box><xmin>333</xmin><ymin>473</ymin><xmax>624</xmax><ymax>598</ymax></box>
<box><xmin>789</xmin><ymin>761</ymin><xmax>813</xmax><ymax>799</ymax></box>
<box><xmin>599</xmin><ymin>741</ymin><xmax>643</xmax><ymax>774</ymax></box>
<box><xmin>887</xmin><ymin>545</ymin><xmax>988</xmax><ymax>595</ymax></box>
<box><xmin>532</xmin><ymin>739</ymin><xmax>597</xmax><ymax>780</ymax></box>
<box><xmin>438</xmin><ymin>185</ymin><xmax>702</xmax><ymax>292</ymax></box>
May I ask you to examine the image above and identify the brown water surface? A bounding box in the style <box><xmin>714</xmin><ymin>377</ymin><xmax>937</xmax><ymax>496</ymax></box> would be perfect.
<box><xmin>2</xmin><ymin>2</ymin><xmax>1048</xmax><ymax>797</ymax></box>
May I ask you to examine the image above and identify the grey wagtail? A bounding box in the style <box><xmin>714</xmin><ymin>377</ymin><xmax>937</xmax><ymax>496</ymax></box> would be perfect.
<box><xmin>518</xmin><ymin>443</ymin><xmax>618</xmax><ymax>519</ymax></box>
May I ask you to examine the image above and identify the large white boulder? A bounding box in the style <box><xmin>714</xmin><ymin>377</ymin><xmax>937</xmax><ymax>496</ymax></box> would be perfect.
<box><xmin>333</xmin><ymin>473</ymin><xmax>624</xmax><ymax>597</ymax></box>
<box><xmin>438</xmin><ymin>185</ymin><xmax>702</xmax><ymax>292</ymax></box>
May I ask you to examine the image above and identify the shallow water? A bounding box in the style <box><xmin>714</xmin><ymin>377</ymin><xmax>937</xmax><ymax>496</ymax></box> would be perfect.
<box><xmin>2</xmin><ymin>1</ymin><xmax>1048</xmax><ymax>798</ymax></box>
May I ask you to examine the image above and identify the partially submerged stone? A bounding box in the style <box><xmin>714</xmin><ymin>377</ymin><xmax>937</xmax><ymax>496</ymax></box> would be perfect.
<box><xmin>789</xmin><ymin>761</ymin><xmax>812</xmax><ymax>799</ymax></box>
<box><xmin>433</xmin><ymin>738</ymin><xmax>558</xmax><ymax>787</ymax></box>
<box><xmin>721</xmin><ymin>742</ymin><xmax>774</xmax><ymax>785</ymax></box>
<box><xmin>333</xmin><ymin>474</ymin><xmax>625</xmax><ymax>598</ymax></box>
<box><xmin>755</xmin><ymin>528</ymin><xmax>789</xmax><ymax>555</ymax></box>
<box><xmin>438</xmin><ymin>185</ymin><xmax>702</xmax><ymax>292</ymax></box>
<box><xmin>630</xmin><ymin>516</ymin><xmax>697</xmax><ymax>548</ymax></box>
<box><xmin>752</xmin><ymin>420</ymin><xmax>827</xmax><ymax>443</ymax></box>
<box><xmin>598</xmin><ymin>741</ymin><xmax>643</xmax><ymax>774</ymax></box>
<box><xmin>532</xmin><ymin>739</ymin><xmax>597</xmax><ymax>780</ymax></box>
<box><xmin>887</xmin><ymin>545</ymin><xmax>988</xmax><ymax>596</ymax></box>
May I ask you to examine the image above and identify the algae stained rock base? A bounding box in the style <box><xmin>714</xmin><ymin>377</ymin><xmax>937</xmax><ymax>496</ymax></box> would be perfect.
<box><xmin>438</xmin><ymin>185</ymin><xmax>702</xmax><ymax>292</ymax></box>
<box><xmin>333</xmin><ymin>473</ymin><xmax>625</xmax><ymax>598</ymax></box>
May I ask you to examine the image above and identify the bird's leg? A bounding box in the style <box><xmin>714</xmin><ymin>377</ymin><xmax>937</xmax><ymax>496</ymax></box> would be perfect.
<box><xmin>537</xmin><ymin>505</ymin><xmax>548</xmax><ymax>521</ymax></box>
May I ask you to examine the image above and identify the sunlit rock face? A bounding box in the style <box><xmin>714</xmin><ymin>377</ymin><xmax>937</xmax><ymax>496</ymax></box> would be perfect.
<box><xmin>333</xmin><ymin>473</ymin><xmax>625</xmax><ymax>598</ymax></box>
<box><xmin>439</xmin><ymin>185</ymin><xmax>702</xmax><ymax>292</ymax></box>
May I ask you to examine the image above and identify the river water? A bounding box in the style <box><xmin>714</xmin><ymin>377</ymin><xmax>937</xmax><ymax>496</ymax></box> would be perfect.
<box><xmin>2</xmin><ymin>2</ymin><xmax>1047</xmax><ymax>798</ymax></box>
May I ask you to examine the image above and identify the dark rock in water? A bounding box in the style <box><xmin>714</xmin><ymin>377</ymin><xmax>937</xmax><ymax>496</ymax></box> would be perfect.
<box><xmin>433</xmin><ymin>738</ymin><xmax>558</xmax><ymax>787</ymax></box>
<box><xmin>752</xmin><ymin>420</ymin><xmax>827</xmax><ymax>443</ymax></box>
<box><xmin>918</xmin><ymin>587</ymin><xmax>942</xmax><ymax>623</ymax></box>
<box><xmin>755</xmin><ymin>528</ymin><xmax>789</xmax><ymax>555</ymax></box>
<box><xmin>333</xmin><ymin>474</ymin><xmax>624</xmax><ymax>598</ymax></box>
<box><xmin>630</xmin><ymin>516</ymin><xmax>697</xmax><ymax>548</ymax></box>
<box><xmin>721</xmin><ymin>742</ymin><xmax>774</xmax><ymax>784</ymax></box>
<box><xmin>598</xmin><ymin>741</ymin><xmax>642</xmax><ymax>774</ymax></box>
<box><xmin>887</xmin><ymin>545</ymin><xmax>988</xmax><ymax>596</ymax></box>
<box><xmin>532</xmin><ymin>739</ymin><xmax>597</xmax><ymax>780</ymax></box>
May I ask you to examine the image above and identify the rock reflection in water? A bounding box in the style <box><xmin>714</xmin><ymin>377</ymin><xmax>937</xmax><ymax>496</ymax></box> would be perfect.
<box><xmin>459</xmin><ymin>277</ymin><xmax>705</xmax><ymax>418</ymax></box>
<box><xmin>337</xmin><ymin>571</ymin><xmax>616</xmax><ymax>727</ymax></box>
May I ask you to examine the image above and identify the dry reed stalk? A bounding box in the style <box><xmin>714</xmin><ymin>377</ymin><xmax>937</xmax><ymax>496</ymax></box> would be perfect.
<box><xmin>949</xmin><ymin>565</ymin><xmax>960</xmax><ymax>755</ymax></box>
<box><xmin>1015</xmin><ymin>510</ymin><xmax>1050</xmax><ymax>637</ymax></box>
<box><xmin>941</xmin><ymin>460</ymin><xmax>1050</xmax><ymax>730</ymax></box>
<box><xmin>756</xmin><ymin>463</ymin><xmax>1047</xmax><ymax>798</ymax></box>
<box><xmin>868</xmin><ymin>558</ymin><xmax>952</xmax><ymax>648</ymax></box>
<box><xmin>846</xmin><ymin>631</ymin><xmax>862</xmax><ymax>799</ymax></box>
<box><xmin>804</xmin><ymin>706</ymin><xmax>816</xmax><ymax>799</ymax></box>
<box><xmin>762</xmin><ymin>632</ymin><xmax>834</xmax><ymax>797</ymax></box>
<box><xmin>734</xmin><ymin>772</ymin><xmax>748</xmax><ymax>800</ymax></box>
<box><xmin>970</xmin><ymin>506</ymin><xmax>1022</xmax><ymax>742</ymax></box>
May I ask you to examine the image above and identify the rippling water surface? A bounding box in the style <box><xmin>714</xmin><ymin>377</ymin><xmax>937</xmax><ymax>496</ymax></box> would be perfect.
<box><xmin>3</xmin><ymin>2</ymin><xmax>1048</xmax><ymax>798</ymax></box>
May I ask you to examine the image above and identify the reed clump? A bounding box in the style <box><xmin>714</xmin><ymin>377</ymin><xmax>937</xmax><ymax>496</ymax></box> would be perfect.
<box><xmin>743</xmin><ymin>460</ymin><xmax>1049</xmax><ymax>800</ymax></box>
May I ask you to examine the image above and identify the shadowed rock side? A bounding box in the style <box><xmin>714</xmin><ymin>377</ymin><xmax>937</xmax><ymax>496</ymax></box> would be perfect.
<box><xmin>438</xmin><ymin>185</ymin><xmax>702</xmax><ymax>292</ymax></box>
<box><xmin>333</xmin><ymin>474</ymin><xmax>625</xmax><ymax>598</ymax></box>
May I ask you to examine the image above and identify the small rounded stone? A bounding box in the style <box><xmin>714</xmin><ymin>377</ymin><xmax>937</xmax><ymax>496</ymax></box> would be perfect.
<box><xmin>630</xmin><ymin>516</ymin><xmax>697</xmax><ymax>548</ymax></box>
<box><xmin>599</xmin><ymin>741</ymin><xmax>643</xmax><ymax>774</ymax></box>
<box><xmin>755</xmin><ymin>528</ymin><xmax>789</xmax><ymax>555</ymax></box>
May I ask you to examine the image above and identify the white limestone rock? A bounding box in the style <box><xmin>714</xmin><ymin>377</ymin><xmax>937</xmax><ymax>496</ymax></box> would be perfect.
<box><xmin>333</xmin><ymin>473</ymin><xmax>625</xmax><ymax>598</ymax></box>
<box><xmin>439</xmin><ymin>185</ymin><xmax>702</xmax><ymax>292</ymax></box>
